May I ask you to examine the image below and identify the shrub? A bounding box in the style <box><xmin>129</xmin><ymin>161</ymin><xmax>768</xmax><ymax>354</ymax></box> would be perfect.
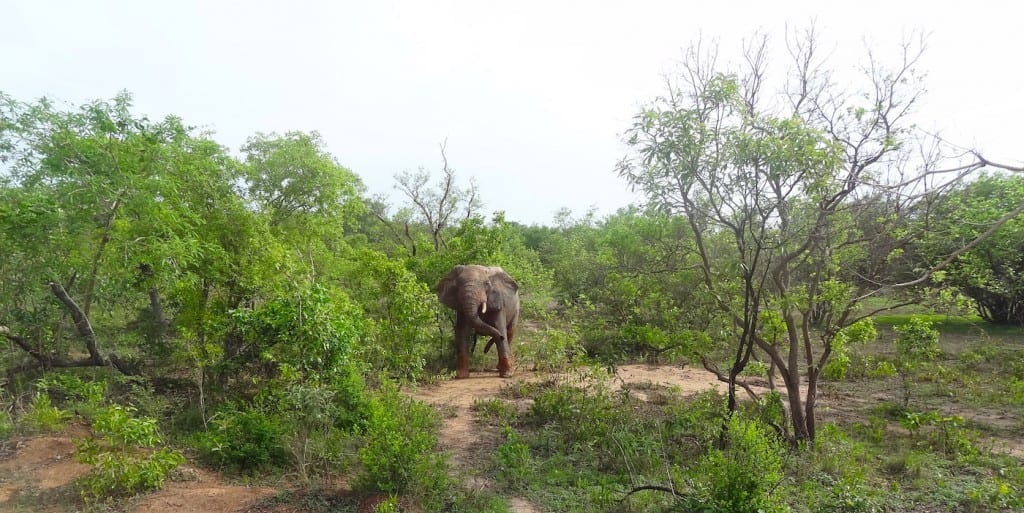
<box><xmin>526</xmin><ymin>374</ymin><xmax>628</xmax><ymax>452</ymax></box>
<box><xmin>517</xmin><ymin>326</ymin><xmax>586</xmax><ymax>372</ymax></box>
<box><xmin>0</xmin><ymin>411</ymin><xmax>13</xmax><ymax>439</ymax></box>
<box><xmin>194</xmin><ymin>406</ymin><xmax>290</xmax><ymax>472</ymax></box>
<box><xmin>893</xmin><ymin>317</ymin><xmax>942</xmax><ymax>406</ymax></box>
<box><xmin>894</xmin><ymin>317</ymin><xmax>941</xmax><ymax>360</ymax></box>
<box><xmin>661</xmin><ymin>389</ymin><xmax>729</xmax><ymax>455</ymax></box>
<box><xmin>36</xmin><ymin>373</ymin><xmax>106</xmax><ymax>407</ymax></box>
<box><xmin>356</xmin><ymin>382</ymin><xmax>449</xmax><ymax>497</ymax></box>
<box><xmin>680</xmin><ymin>416</ymin><xmax>788</xmax><ymax>513</ymax></box>
<box><xmin>824</xmin><ymin>320</ymin><xmax>878</xmax><ymax>381</ymax></box>
<box><xmin>74</xmin><ymin>405</ymin><xmax>184</xmax><ymax>501</ymax></box>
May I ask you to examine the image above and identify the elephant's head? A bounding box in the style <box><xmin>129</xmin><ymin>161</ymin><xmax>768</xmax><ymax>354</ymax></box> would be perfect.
<box><xmin>436</xmin><ymin>265</ymin><xmax>517</xmax><ymax>339</ymax></box>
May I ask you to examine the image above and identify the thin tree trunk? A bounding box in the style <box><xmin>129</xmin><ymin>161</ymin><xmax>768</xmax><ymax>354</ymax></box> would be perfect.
<box><xmin>83</xmin><ymin>195</ymin><xmax>123</xmax><ymax>318</ymax></box>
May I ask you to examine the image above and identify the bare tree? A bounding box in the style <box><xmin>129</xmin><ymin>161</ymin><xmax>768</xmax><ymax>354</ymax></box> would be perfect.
<box><xmin>393</xmin><ymin>141</ymin><xmax>482</xmax><ymax>252</ymax></box>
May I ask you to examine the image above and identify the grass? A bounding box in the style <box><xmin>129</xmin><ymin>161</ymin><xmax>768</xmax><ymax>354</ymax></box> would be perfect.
<box><xmin>872</xmin><ymin>312</ymin><xmax>1024</xmax><ymax>335</ymax></box>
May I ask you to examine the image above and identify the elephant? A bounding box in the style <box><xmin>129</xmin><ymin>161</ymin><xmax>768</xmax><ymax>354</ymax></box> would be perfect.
<box><xmin>436</xmin><ymin>264</ymin><xmax>520</xmax><ymax>378</ymax></box>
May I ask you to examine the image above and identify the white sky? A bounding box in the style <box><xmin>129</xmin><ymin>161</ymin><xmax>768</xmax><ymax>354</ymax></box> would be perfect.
<box><xmin>3</xmin><ymin>0</ymin><xmax>1021</xmax><ymax>225</ymax></box>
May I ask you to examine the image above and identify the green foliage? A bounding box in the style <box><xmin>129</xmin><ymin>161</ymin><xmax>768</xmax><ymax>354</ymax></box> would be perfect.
<box><xmin>812</xmin><ymin>475</ymin><xmax>886</xmax><ymax>513</ymax></box>
<box><xmin>680</xmin><ymin>416</ymin><xmax>788</xmax><ymax>513</ymax></box>
<box><xmin>471</xmin><ymin>397</ymin><xmax>520</xmax><ymax>426</ymax></box>
<box><xmin>356</xmin><ymin>381</ymin><xmax>449</xmax><ymax>497</ymax></box>
<box><xmin>493</xmin><ymin>426</ymin><xmax>532</xmax><ymax>488</ymax></box>
<box><xmin>33</xmin><ymin>373</ymin><xmax>109</xmax><ymax>420</ymax></box>
<box><xmin>21</xmin><ymin>393</ymin><xmax>72</xmax><ymax>433</ymax></box>
<box><xmin>526</xmin><ymin>373</ymin><xmax>625</xmax><ymax>452</ymax></box>
<box><xmin>516</xmin><ymin>326</ymin><xmax>586</xmax><ymax>372</ymax></box>
<box><xmin>227</xmin><ymin>284</ymin><xmax>370</xmax><ymax>429</ymax></box>
<box><xmin>0</xmin><ymin>411</ymin><xmax>12</xmax><ymax>439</ymax></box>
<box><xmin>963</xmin><ymin>478</ymin><xmax>1024</xmax><ymax>512</ymax></box>
<box><xmin>74</xmin><ymin>405</ymin><xmax>184</xmax><ymax>501</ymax></box>
<box><xmin>824</xmin><ymin>320</ymin><xmax>878</xmax><ymax>381</ymax></box>
<box><xmin>193</xmin><ymin>406</ymin><xmax>290</xmax><ymax>472</ymax></box>
<box><xmin>894</xmin><ymin>316</ymin><xmax>941</xmax><ymax>361</ymax></box>
<box><xmin>241</xmin><ymin>131</ymin><xmax>365</xmax><ymax>232</ymax></box>
<box><xmin>36</xmin><ymin>373</ymin><xmax>106</xmax><ymax>405</ymax></box>
<box><xmin>891</xmin><ymin>316</ymin><xmax>942</xmax><ymax>407</ymax></box>
<box><xmin>919</xmin><ymin>173</ymin><xmax>1024</xmax><ymax>325</ymax></box>
<box><xmin>899</xmin><ymin>410</ymin><xmax>980</xmax><ymax>460</ymax></box>
<box><xmin>662</xmin><ymin>389</ymin><xmax>729</xmax><ymax>454</ymax></box>
<box><xmin>538</xmin><ymin>208</ymin><xmax>711</xmax><ymax>362</ymax></box>
<box><xmin>341</xmin><ymin>247</ymin><xmax>440</xmax><ymax>380</ymax></box>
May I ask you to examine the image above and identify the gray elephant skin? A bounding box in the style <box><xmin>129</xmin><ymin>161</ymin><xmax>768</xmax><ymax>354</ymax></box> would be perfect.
<box><xmin>436</xmin><ymin>264</ymin><xmax>520</xmax><ymax>378</ymax></box>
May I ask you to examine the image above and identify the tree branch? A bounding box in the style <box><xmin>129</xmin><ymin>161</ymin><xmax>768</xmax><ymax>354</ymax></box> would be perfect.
<box><xmin>49</xmin><ymin>281</ymin><xmax>103</xmax><ymax>364</ymax></box>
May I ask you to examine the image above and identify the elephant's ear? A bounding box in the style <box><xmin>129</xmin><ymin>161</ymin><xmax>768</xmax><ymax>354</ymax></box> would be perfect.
<box><xmin>493</xmin><ymin>271</ymin><xmax>519</xmax><ymax>292</ymax></box>
<box><xmin>436</xmin><ymin>266</ymin><xmax>463</xmax><ymax>309</ymax></box>
<box><xmin>486</xmin><ymin>270</ymin><xmax>519</xmax><ymax>310</ymax></box>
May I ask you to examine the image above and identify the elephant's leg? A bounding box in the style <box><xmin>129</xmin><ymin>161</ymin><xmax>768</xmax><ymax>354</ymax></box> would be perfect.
<box><xmin>498</xmin><ymin>310</ymin><xmax>518</xmax><ymax>378</ymax></box>
<box><xmin>491</xmin><ymin>311</ymin><xmax>513</xmax><ymax>378</ymax></box>
<box><xmin>454</xmin><ymin>314</ymin><xmax>474</xmax><ymax>379</ymax></box>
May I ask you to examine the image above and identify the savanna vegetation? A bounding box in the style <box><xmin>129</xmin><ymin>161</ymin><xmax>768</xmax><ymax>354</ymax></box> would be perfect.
<box><xmin>2</xmin><ymin>29</ymin><xmax>1023</xmax><ymax>513</ymax></box>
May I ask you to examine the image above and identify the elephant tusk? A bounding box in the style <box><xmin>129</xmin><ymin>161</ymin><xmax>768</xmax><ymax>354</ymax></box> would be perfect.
<box><xmin>481</xmin><ymin>301</ymin><xmax>487</xmax><ymax>313</ymax></box>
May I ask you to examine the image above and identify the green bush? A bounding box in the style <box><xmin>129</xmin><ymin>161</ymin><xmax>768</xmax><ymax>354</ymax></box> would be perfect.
<box><xmin>963</xmin><ymin>478</ymin><xmax>1024</xmax><ymax>512</ymax></box>
<box><xmin>356</xmin><ymin>382</ymin><xmax>448</xmax><ymax>497</ymax></box>
<box><xmin>74</xmin><ymin>405</ymin><xmax>184</xmax><ymax>501</ymax></box>
<box><xmin>894</xmin><ymin>316</ymin><xmax>941</xmax><ymax>360</ymax></box>
<box><xmin>527</xmin><ymin>375</ymin><xmax>627</xmax><ymax>452</ymax></box>
<box><xmin>36</xmin><ymin>373</ymin><xmax>106</xmax><ymax>407</ymax></box>
<box><xmin>824</xmin><ymin>320</ymin><xmax>877</xmax><ymax>381</ymax></box>
<box><xmin>680</xmin><ymin>416</ymin><xmax>788</xmax><ymax>513</ymax></box>
<box><xmin>517</xmin><ymin>326</ymin><xmax>586</xmax><ymax>373</ymax></box>
<box><xmin>816</xmin><ymin>475</ymin><xmax>885</xmax><ymax>513</ymax></box>
<box><xmin>194</xmin><ymin>406</ymin><xmax>290</xmax><ymax>472</ymax></box>
<box><xmin>0</xmin><ymin>411</ymin><xmax>13</xmax><ymax>439</ymax></box>
<box><xmin>661</xmin><ymin>389</ymin><xmax>729</xmax><ymax>454</ymax></box>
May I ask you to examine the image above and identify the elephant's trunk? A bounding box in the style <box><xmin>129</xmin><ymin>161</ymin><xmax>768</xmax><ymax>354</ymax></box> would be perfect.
<box><xmin>462</xmin><ymin>295</ymin><xmax>503</xmax><ymax>340</ymax></box>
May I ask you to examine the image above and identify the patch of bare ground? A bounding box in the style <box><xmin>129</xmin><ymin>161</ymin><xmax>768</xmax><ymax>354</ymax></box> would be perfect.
<box><xmin>0</xmin><ymin>426</ymin><xmax>92</xmax><ymax>512</ymax></box>
<box><xmin>126</xmin><ymin>466</ymin><xmax>277</xmax><ymax>513</ymax></box>
<box><xmin>0</xmin><ymin>425</ymin><xmax>276</xmax><ymax>513</ymax></box>
<box><xmin>823</xmin><ymin>383</ymin><xmax>1024</xmax><ymax>459</ymax></box>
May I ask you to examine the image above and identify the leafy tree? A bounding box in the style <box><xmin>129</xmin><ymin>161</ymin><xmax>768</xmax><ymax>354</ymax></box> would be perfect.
<box><xmin>617</xmin><ymin>29</ymin><xmax>1018</xmax><ymax>443</ymax></box>
<box><xmin>0</xmin><ymin>92</ymin><xmax>247</xmax><ymax>373</ymax></box>
<box><xmin>537</xmin><ymin>207</ymin><xmax>713</xmax><ymax>361</ymax></box>
<box><xmin>921</xmin><ymin>173</ymin><xmax>1024</xmax><ymax>324</ymax></box>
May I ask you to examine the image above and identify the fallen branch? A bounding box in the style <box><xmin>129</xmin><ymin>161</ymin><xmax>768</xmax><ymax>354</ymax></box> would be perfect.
<box><xmin>621</xmin><ymin>485</ymin><xmax>677</xmax><ymax>501</ymax></box>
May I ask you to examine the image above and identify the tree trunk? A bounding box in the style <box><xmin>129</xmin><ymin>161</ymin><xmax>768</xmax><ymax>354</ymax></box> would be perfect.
<box><xmin>50</xmin><ymin>282</ymin><xmax>103</xmax><ymax>364</ymax></box>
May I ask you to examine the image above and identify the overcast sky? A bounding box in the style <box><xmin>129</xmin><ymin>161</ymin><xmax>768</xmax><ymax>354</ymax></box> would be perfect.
<box><xmin>3</xmin><ymin>1</ymin><xmax>1021</xmax><ymax>225</ymax></box>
